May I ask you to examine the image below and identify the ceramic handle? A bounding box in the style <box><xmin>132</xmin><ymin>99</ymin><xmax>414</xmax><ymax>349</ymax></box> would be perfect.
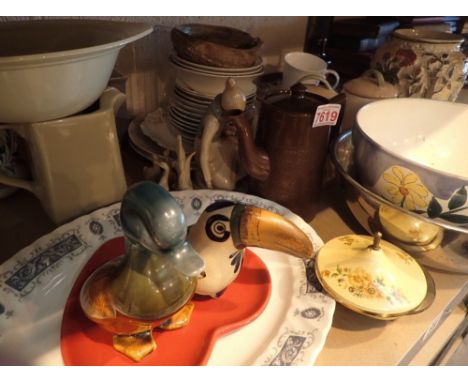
<box><xmin>362</xmin><ymin>69</ymin><xmax>386</xmax><ymax>87</ymax></box>
<box><xmin>297</xmin><ymin>74</ymin><xmax>336</xmax><ymax>91</ymax></box>
<box><xmin>323</xmin><ymin>69</ymin><xmax>340</xmax><ymax>89</ymax></box>
<box><xmin>0</xmin><ymin>172</ymin><xmax>34</xmax><ymax>193</ymax></box>
<box><xmin>99</xmin><ymin>87</ymin><xmax>126</xmax><ymax>115</ymax></box>
<box><xmin>0</xmin><ymin>124</ymin><xmax>34</xmax><ymax>193</ymax></box>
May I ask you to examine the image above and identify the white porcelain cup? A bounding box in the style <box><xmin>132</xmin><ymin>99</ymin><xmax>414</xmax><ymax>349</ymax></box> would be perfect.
<box><xmin>282</xmin><ymin>52</ymin><xmax>340</xmax><ymax>89</ymax></box>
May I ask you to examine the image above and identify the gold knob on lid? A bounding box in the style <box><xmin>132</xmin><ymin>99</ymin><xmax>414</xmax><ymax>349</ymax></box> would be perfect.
<box><xmin>370</xmin><ymin>232</ymin><xmax>382</xmax><ymax>251</ymax></box>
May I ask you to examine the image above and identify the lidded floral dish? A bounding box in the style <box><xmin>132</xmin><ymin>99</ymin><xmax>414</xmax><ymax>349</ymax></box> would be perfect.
<box><xmin>315</xmin><ymin>233</ymin><xmax>428</xmax><ymax>319</ymax></box>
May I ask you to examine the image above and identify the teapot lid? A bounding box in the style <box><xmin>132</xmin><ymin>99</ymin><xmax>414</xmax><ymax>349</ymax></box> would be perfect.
<box><xmin>265</xmin><ymin>83</ymin><xmax>331</xmax><ymax>114</ymax></box>
<box><xmin>344</xmin><ymin>69</ymin><xmax>398</xmax><ymax>99</ymax></box>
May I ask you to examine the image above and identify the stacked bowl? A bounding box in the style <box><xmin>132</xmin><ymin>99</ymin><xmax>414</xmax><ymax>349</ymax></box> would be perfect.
<box><xmin>168</xmin><ymin>54</ymin><xmax>262</xmax><ymax>151</ymax></box>
<box><xmin>333</xmin><ymin>98</ymin><xmax>468</xmax><ymax>274</ymax></box>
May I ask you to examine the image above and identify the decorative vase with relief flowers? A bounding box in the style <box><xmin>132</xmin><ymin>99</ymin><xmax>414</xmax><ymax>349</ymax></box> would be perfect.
<box><xmin>371</xmin><ymin>28</ymin><xmax>468</xmax><ymax>101</ymax></box>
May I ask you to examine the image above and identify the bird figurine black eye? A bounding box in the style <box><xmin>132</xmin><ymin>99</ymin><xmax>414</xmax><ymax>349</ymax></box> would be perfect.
<box><xmin>205</xmin><ymin>214</ymin><xmax>231</xmax><ymax>242</ymax></box>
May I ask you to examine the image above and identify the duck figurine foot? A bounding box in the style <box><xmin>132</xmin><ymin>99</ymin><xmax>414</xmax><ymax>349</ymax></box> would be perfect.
<box><xmin>113</xmin><ymin>331</ymin><xmax>156</xmax><ymax>362</ymax></box>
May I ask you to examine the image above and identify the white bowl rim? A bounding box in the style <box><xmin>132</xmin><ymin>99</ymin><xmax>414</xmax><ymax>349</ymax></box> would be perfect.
<box><xmin>392</xmin><ymin>28</ymin><xmax>464</xmax><ymax>44</ymax></box>
<box><xmin>355</xmin><ymin>97</ymin><xmax>468</xmax><ymax>184</ymax></box>
<box><xmin>0</xmin><ymin>20</ymin><xmax>153</xmax><ymax>66</ymax></box>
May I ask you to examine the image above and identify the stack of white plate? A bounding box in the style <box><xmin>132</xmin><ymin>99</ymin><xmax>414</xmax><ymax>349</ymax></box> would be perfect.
<box><xmin>168</xmin><ymin>53</ymin><xmax>262</xmax><ymax>151</ymax></box>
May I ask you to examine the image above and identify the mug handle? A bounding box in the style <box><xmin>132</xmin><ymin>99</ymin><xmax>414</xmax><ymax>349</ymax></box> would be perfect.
<box><xmin>297</xmin><ymin>73</ymin><xmax>336</xmax><ymax>92</ymax></box>
<box><xmin>0</xmin><ymin>125</ymin><xmax>35</xmax><ymax>193</ymax></box>
<box><xmin>323</xmin><ymin>69</ymin><xmax>340</xmax><ymax>89</ymax></box>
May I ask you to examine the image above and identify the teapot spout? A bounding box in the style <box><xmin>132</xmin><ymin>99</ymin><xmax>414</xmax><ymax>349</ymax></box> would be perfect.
<box><xmin>225</xmin><ymin>110</ymin><xmax>271</xmax><ymax>181</ymax></box>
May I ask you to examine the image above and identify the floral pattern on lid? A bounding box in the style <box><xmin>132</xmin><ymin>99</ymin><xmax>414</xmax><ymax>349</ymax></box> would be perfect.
<box><xmin>316</xmin><ymin>234</ymin><xmax>427</xmax><ymax>318</ymax></box>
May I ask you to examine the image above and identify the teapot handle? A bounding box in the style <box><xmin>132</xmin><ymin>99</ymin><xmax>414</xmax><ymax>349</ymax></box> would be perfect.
<box><xmin>361</xmin><ymin>69</ymin><xmax>386</xmax><ymax>87</ymax></box>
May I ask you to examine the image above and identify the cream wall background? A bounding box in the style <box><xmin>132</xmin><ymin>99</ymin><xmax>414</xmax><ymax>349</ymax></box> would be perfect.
<box><xmin>0</xmin><ymin>16</ymin><xmax>309</xmax><ymax>115</ymax></box>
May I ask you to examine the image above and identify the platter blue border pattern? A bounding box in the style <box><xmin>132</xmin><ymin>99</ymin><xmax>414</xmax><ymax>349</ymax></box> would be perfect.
<box><xmin>0</xmin><ymin>189</ymin><xmax>335</xmax><ymax>366</ymax></box>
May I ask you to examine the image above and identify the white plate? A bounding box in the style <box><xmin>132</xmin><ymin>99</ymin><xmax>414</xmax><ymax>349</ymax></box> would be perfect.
<box><xmin>169</xmin><ymin>106</ymin><xmax>201</xmax><ymax>124</ymax></box>
<box><xmin>175</xmin><ymin>78</ymin><xmax>257</xmax><ymax>99</ymax></box>
<box><xmin>0</xmin><ymin>190</ymin><xmax>335</xmax><ymax>365</ymax></box>
<box><xmin>172</xmin><ymin>102</ymin><xmax>207</xmax><ymax>118</ymax></box>
<box><xmin>171</xmin><ymin>104</ymin><xmax>205</xmax><ymax>120</ymax></box>
<box><xmin>171</xmin><ymin>54</ymin><xmax>264</xmax><ymax>74</ymax></box>
<box><xmin>128</xmin><ymin>119</ymin><xmax>165</xmax><ymax>159</ymax></box>
<box><xmin>170</xmin><ymin>55</ymin><xmax>264</xmax><ymax>77</ymax></box>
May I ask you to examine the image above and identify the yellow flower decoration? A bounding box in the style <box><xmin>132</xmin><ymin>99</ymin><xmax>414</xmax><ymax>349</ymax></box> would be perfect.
<box><xmin>347</xmin><ymin>267</ymin><xmax>372</xmax><ymax>290</ymax></box>
<box><xmin>382</xmin><ymin>166</ymin><xmax>430</xmax><ymax>210</ymax></box>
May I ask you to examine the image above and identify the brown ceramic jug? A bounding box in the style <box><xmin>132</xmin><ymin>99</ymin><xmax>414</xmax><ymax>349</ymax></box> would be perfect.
<box><xmin>226</xmin><ymin>83</ymin><xmax>345</xmax><ymax>221</ymax></box>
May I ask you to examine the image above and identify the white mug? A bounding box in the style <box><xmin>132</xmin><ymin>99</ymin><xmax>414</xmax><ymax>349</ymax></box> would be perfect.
<box><xmin>282</xmin><ymin>52</ymin><xmax>340</xmax><ymax>89</ymax></box>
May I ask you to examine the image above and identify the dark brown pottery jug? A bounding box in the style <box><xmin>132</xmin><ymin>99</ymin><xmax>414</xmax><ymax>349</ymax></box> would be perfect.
<box><xmin>227</xmin><ymin>83</ymin><xmax>345</xmax><ymax>221</ymax></box>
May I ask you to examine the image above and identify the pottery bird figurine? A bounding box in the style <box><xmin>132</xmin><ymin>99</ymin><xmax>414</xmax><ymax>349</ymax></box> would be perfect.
<box><xmin>79</xmin><ymin>182</ymin><xmax>205</xmax><ymax>362</ymax></box>
<box><xmin>187</xmin><ymin>200</ymin><xmax>314</xmax><ymax>298</ymax></box>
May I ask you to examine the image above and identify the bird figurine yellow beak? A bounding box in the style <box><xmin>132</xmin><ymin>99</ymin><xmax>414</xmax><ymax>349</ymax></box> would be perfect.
<box><xmin>187</xmin><ymin>201</ymin><xmax>314</xmax><ymax>298</ymax></box>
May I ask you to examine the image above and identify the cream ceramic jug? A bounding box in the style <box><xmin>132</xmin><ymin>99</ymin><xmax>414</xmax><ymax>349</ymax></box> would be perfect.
<box><xmin>0</xmin><ymin>87</ymin><xmax>127</xmax><ymax>224</ymax></box>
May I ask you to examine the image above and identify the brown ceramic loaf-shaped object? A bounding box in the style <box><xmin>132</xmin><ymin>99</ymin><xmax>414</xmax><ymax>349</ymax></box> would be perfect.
<box><xmin>171</xmin><ymin>23</ymin><xmax>262</xmax><ymax>68</ymax></box>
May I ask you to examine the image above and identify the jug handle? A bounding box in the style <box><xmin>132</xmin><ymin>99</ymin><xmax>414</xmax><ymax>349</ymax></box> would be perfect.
<box><xmin>100</xmin><ymin>87</ymin><xmax>126</xmax><ymax>115</ymax></box>
<box><xmin>0</xmin><ymin>124</ymin><xmax>35</xmax><ymax>193</ymax></box>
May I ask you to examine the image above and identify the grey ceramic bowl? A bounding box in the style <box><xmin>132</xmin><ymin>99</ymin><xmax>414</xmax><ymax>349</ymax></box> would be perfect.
<box><xmin>334</xmin><ymin>131</ymin><xmax>468</xmax><ymax>274</ymax></box>
<box><xmin>353</xmin><ymin>98</ymin><xmax>468</xmax><ymax>227</ymax></box>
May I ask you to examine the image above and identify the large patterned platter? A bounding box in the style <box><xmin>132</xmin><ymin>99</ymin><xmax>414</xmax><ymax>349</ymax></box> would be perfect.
<box><xmin>0</xmin><ymin>190</ymin><xmax>335</xmax><ymax>365</ymax></box>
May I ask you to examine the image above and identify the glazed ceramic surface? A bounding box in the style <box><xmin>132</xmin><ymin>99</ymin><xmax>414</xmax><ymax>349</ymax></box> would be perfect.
<box><xmin>79</xmin><ymin>182</ymin><xmax>204</xmax><ymax>361</ymax></box>
<box><xmin>0</xmin><ymin>190</ymin><xmax>334</xmax><ymax>366</ymax></box>
<box><xmin>341</xmin><ymin>69</ymin><xmax>398</xmax><ymax>132</ymax></box>
<box><xmin>228</xmin><ymin>83</ymin><xmax>345</xmax><ymax>221</ymax></box>
<box><xmin>0</xmin><ymin>20</ymin><xmax>152</xmax><ymax>123</ymax></box>
<box><xmin>316</xmin><ymin>234</ymin><xmax>428</xmax><ymax>319</ymax></box>
<box><xmin>171</xmin><ymin>54</ymin><xmax>263</xmax><ymax>74</ymax></box>
<box><xmin>62</xmin><ymin>238</ymin><xmax>271</xmax><ymax>365</ymax></box>
<box><xmin>334</xmin><ymin>131</ymin><xmax>468</xmax><ymax>274</ymax></box>
<box><xmin>0</xmin><ymin>88</ymin><xmax>128</xmax><ymax>225</ymax></box>
<box><xmin>171</xmin><ymin>60</ymin><xmax>260</xmax><ymax>97</ymax></box>
<box><xmin>353</xmin><ymin>98</ymin><xmax>468</xmax><ymax>226</ymax></box>
<box><xmin>371</xmin><ymin>28</ymin><xmax>467</xmax><ymax>101</ymax></box>
<box><xmin>282</xmin><ymin>52</ymin><xmax>340</xmax><ymax>89</ymax></box>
